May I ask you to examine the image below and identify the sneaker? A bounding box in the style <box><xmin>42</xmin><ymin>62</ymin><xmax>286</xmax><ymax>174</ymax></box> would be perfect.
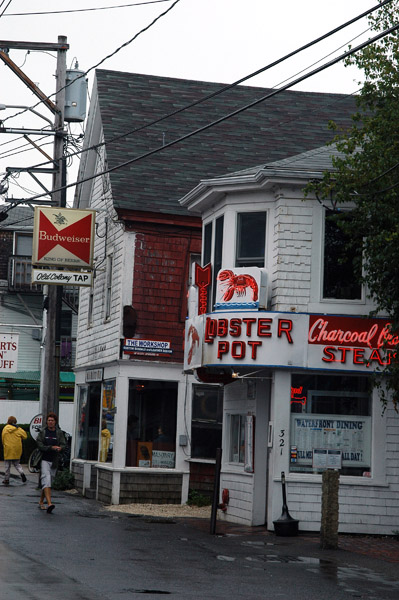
<box><xmin>21</xmin><ymin>473</ymin><xmax>27</xmax><ymax>483</ymax></box>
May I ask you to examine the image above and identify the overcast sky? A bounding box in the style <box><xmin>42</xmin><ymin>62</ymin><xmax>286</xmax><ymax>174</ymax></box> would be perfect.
<box><xmin>0</xmin><ymin>0</ymin><xmax>378</xmax><ymax>206</ymax></box>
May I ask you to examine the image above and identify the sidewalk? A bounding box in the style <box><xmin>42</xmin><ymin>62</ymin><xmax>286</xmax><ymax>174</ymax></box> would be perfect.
<box><xmin>2</xmin><ymin>460</ymin><xmax>398</xmax><ymax>565</ymax></box>
<box><xmin>181</xmin><ymin>515</ymin><xmax>399</xmax><ymax>564</ymax></box>
<box><xmin>0</xmin><ymin>460</ymin><xmax>38</xmax><ymax>484</ymax></box>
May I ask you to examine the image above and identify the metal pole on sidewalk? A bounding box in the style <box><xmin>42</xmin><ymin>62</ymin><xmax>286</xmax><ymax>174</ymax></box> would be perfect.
<box><xmin>210</xmin><ymin>448</ymin><xmax>222</xmax><ymax>535</ymax></box>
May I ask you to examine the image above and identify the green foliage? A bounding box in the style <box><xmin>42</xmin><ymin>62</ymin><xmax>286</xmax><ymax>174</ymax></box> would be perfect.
<box><xmin>53</xmin><ymin>468</ymin><xmax>75</xmax><ymax>491</ymax></box>
<box><xmin>186</xmin><ymin>489</ymin><xmax>212</xmax><ymax>507</ymax></box>
<box><xmin>304</xmin><ymin>2</ymin><xmax>399</xmax><ymax>410</ymax></box>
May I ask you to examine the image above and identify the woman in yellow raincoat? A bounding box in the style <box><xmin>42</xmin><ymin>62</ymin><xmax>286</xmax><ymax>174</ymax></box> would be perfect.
<box><xmin>2</xmin><ymin>416</ymin><xmax>27</xmax><ymax>485</ymax></box>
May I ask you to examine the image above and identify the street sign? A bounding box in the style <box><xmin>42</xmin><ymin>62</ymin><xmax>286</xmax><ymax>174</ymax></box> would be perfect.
<box><xmin>32</xmin><ymin>206</ymin><xmax>95</xmax><ymax>268</ymax></box>
<box><xmin>0</xmin><ymin>332</ymin><xmax>19</xmax><ymax>373</ymax></box>
<box><xmin>29</xmin><ymin>413</ymin><xmax>43</xmax><ymax>440</ymax></box>
<box><xmin>32</xmin><ymin>268</ymin><xmax>92</xmax><ymax>286</ymax></box>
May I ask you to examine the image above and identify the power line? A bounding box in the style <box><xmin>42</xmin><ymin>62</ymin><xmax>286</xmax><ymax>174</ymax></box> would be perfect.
<box><xmin>0</xmin><ymin>136</ymin><xmax>53</xmax><ymax>160</ymax></box>
<box><xmin>0</xmin><ymin>0</ymin><xmax>12</xmax><ymax>18</ymax></box>
<box><xmin>14</xmin><ymin>19</ymin><xmax>399</xmax><ymax>206</ymax></box>
<box><xmin>2</xmin><ymin>1</ymin><xmax>389</xmax><ymax>176</ymax></box>
<box><xmin>3</xmin><ymin>0</ymin><xmax>173</xmax><ymax>17</ymax></box>
<box><xmin>0</xmin><ymin>0</ymin><xmax>182</xmax><ymax>125</ymax></box>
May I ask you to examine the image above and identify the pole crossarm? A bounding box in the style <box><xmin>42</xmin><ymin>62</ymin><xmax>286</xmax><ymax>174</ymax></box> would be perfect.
<box><xmin>0</xmin><ymin>127</ymin><xmax>57</xmax><ymax>135</ymax></box>
<box><xmin>0</xmin><ymin>40</ymin><xmax>69</xmax><ymax>52</ymax></box>
<box><xmin>0</xmin><ymin>50</ymin><xmax>58</xmax><ymax>114</ymax></box>
<box><xmin>6</xmin><ymin>167</ymin><xmax>57</xmax><ymax>174</ymax></box>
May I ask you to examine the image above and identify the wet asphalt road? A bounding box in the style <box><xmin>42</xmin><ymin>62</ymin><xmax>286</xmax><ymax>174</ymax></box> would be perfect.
<box><xmin>0</xmin><ymin>472</ymin><xmax>399</xmax><ymax>600</ymax></box>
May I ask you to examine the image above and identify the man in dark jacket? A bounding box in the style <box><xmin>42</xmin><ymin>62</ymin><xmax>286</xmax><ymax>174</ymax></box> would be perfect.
<box><xmin>36</xmin><ymin>412</ymin><xmax>66</xmax><ymax>513</ymax></box>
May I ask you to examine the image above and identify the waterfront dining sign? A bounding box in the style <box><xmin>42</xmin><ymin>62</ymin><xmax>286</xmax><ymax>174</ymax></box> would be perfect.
<box><xmin>184</xmin><ymin>312</ymin><xmax>397</xmax><ymax>373</ymax></box>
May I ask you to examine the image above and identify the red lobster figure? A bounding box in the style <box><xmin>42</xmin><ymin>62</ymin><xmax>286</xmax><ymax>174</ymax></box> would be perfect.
<box><xmin>217</xmin><ymin>270</ymin><xmax>258</xmax><ymax>302</ymax></box>
<box><xmin>187</xmin><ymin>325</ymin><xmax>200</xmax><ymax>365</ymax></box>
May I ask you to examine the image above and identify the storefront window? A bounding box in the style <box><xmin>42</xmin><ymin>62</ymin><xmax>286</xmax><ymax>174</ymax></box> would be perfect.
<box><xmin>100</xmin><ymin>380</ymin><xmax>116</xmax><ymax>463</ymax></box>
<box><xmin>191</xmin><ymin>385</ymin><xmax>223</xmax><ymax>459</ymax></box>
<box><xmin>229</xmin><ymin>414</ymin><xmax>245</xmax><ymax>463</ymax></box>
<box><xmin>75</xmin><ymin>383</ymin><xmax>101</xmax><ymax>460</ymax></box>
<box><xmin>290</xmin><ymin>373</ymin><xmax>371</xmax><ymax>476</ymax></box>
<box><xmin>126</xmin><ymin>380</ymin><xmax>177</xmax><ymax>468</ymax></box>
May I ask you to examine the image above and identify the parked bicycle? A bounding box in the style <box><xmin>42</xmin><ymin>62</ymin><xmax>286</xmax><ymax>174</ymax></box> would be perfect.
<box><xmin>28</xmin><ymin>432</ymin><xmax>72</xmax><ymax>473</ymax></box>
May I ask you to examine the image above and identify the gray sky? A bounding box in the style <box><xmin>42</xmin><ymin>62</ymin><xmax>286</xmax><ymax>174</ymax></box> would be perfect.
<box><xmin>0</xmin><ymin>0</ymin><xmax>378</xmax><ymax>205</ymax></box>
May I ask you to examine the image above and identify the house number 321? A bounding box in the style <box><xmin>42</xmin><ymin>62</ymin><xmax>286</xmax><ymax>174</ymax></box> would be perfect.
<box><xmin>279</xmin><ymin>430</ymin><xmax>285</xmax><ymax>455</ymax></box>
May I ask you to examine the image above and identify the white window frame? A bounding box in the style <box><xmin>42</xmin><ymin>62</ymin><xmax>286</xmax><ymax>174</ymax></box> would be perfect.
<box><xmin>235</xmin><ymin>210</ymin><xmax>267</xmax><ymax>268</ymax></box>
<box><xmin>309</xmin><ymin>206</ymin><xmax>370</xmax><ymax>314</ymax></box>
<box><xmin>228</xmin><ymin>412</ymin><xmax>246</xmax><ymax>465</ymax></box>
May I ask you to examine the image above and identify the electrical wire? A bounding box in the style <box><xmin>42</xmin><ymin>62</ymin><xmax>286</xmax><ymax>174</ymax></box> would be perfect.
<box><xmin>0</xmin><ymin>137</ymin><xmax>53</xmax><ymax>160</ymax></box>
<box><xmin>3</xmin><ymin>0</ymin><xmax>173</xmax><ymax>17</ymax></box>
<box><xmin>15</xmin><ymin>19</ymin><xmax>399</xmax><ymax>207</ymax></box>
<box><xmin>0</xmin><ymin>0</ymin><xmax>182</xmax><ymax>125</ymax></box>
<box><xmin>2</xmin><ymin>1</ymin><xmax>390</xmax><ymax>177</ymax></box>
<box><xmin>0</xmin><ymin>0</ymin><xmax>12</xmax><ymax>18</ymax></box>
<box><xmin>352</xmin><ymin>179</ymin><xmax>399</xmax><ymax>196</ymax></box>
<box><xmin>0</xmin><ymin>215</ymin><xmax>34</xmax><ymax>228</ymax></box>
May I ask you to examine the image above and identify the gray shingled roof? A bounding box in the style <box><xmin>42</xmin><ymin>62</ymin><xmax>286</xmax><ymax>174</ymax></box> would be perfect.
<box><xmin>0</xmin><ymin>205</ymin><xmax>33</xmax><ymax>228</ymax></box>
<box><xmin>225</xmin><ymin>144</ymin><xmax>344</xmax><ymax>179</ymax></box>
<box><xmin>96</xmin><ymin>69</ymin><xmax>357</xmax><ymax>216</ymax></box>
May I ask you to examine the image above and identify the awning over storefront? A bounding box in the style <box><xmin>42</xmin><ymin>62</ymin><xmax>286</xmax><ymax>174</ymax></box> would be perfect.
<box><xmin>0</xmin><ymin>371</ymin><xmax>75</xmax><ymax>383</ymax></box>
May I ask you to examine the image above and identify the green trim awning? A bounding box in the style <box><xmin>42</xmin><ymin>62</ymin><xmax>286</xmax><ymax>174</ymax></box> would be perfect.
<box><xmin>0</xmin><ymin>371</ymin><xmax>75</xmax><ymax>384</ymax></box>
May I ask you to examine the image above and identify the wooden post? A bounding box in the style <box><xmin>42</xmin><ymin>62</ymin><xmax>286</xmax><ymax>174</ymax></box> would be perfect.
<box><xmin>320</xmin><ymin>469</ymin><xmax>340</xmax><ymax>549</ymax></box>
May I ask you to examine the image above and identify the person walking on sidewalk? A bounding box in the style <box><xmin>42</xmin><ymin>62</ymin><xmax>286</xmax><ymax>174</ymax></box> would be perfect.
<box><xmin>1</xmin><ymin>416</ymin><xmax>28</xmax><ymax>485</ymax></box>
<box><xmin>36</xmin><ymin>412</ymin><xmax>66</xmax><ymax>514</ymax></box>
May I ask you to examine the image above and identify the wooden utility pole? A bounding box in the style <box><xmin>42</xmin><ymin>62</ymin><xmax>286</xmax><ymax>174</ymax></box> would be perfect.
<box><xmin>0</xmin><ymin>36</ymin><xmax>70</xmax><ymax>418</ymax></box>
<box><xmin>40</xmin><ymin>35</ymin><xmax>68</xmax><ymax>418</ymax></box>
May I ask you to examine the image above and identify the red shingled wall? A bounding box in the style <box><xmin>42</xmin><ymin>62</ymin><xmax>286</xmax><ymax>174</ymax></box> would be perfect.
<box><xmin>131</xmin><ymin>226</ymin><xmax>201</xmax><ymax>363</ymax></box>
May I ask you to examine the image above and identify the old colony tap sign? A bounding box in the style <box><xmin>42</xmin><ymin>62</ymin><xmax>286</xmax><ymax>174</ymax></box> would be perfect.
<box><xmin>183</xmin><ymin>311</ymin><xmax>398</xmax><ymax>373</ymax></box>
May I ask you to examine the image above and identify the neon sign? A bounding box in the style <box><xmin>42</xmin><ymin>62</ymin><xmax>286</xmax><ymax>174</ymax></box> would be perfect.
<box><xmin>290</xmin><ymin>386</ymin><xmax>307</xmax><ymax>406</ymax></box>
<box><xmin>204</xmin><ymin>316</ymin><xmax>293</xmax><ymax>361</ymax></box>
<box><xmin>195</xmin><ymin>263</ymin><xmax>211</xmax><ymax>315</ymax></box>
<box><xmin>308</xmin><ymin>316</ymin><xmax>398</xmax><ymax>349</ymax></box>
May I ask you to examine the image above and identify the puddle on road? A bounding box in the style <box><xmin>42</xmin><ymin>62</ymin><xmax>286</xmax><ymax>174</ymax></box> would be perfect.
<box><xmin>122</xmin><ymin>590</ymin><xmax>171</xmax><ymax>595</ymax></box>
<box><xmin>243</xmin><ymin>554</ymin><xmax>399</xmax><ymax>594</ymax></box>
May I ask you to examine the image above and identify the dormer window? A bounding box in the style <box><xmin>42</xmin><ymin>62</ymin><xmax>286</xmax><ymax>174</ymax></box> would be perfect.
<box><xmin>235</xmin><ymin>212</ymin><xmax>266</xmax><ymax>268</ymax></box>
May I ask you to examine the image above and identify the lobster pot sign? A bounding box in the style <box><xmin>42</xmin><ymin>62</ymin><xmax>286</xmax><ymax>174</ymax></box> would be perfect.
<box><xmin>215</xmin><ymin>267</ymin><xmax>267</xmax><ymax>310</ymax></box>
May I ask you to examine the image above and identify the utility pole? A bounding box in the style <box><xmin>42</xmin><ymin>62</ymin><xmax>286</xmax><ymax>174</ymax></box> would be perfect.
<box><xmin>40</xmin><ymin>35</ymin><xmax>68</xmax><ymax>418</ymax></box>
<box><xmin>0</xmin><ymin>36</ymin><xmax>69</xmax><ymax>418</ymax></box>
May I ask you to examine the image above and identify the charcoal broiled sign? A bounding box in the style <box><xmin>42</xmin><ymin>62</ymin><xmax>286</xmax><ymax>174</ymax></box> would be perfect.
<box><xmin>32</xmin><ymin>207</ymin><xmax>95</xmax><ymax>268</ymax></box>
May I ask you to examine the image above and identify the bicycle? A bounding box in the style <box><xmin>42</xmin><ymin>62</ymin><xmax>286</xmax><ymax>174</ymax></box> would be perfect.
<box><xmin>28</xmin><ymin>448</ymin><xmax>42</xmax><ymax>473</ymax></box>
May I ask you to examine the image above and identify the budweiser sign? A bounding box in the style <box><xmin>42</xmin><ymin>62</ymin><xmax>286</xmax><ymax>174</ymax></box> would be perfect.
<box><xmin>32</xmin><ymin>207</ymin><xmax>95</xmax><ymax>268</ymax></box>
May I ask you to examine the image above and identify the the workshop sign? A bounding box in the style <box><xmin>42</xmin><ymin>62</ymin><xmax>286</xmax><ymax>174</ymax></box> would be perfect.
<box><xmin>32</xmin><ymin>207</ymin><xmax>95</xmax><ymax>268</ymax></box>
<box><xmin>0</xmin><ymin>333</ymin><xmax>19</xmax><ymax>373</ymax></box>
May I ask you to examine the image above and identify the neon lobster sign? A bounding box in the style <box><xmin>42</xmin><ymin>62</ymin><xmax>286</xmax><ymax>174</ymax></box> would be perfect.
<box><xmin>291</xmin><ymin>386</ymin><xmax>307</xmax><ymax>406</ymax></box>
<box><xmin>195</xmin><ymin>263</ymin><xmax>211</xmax><ymax>315</ymax></box>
